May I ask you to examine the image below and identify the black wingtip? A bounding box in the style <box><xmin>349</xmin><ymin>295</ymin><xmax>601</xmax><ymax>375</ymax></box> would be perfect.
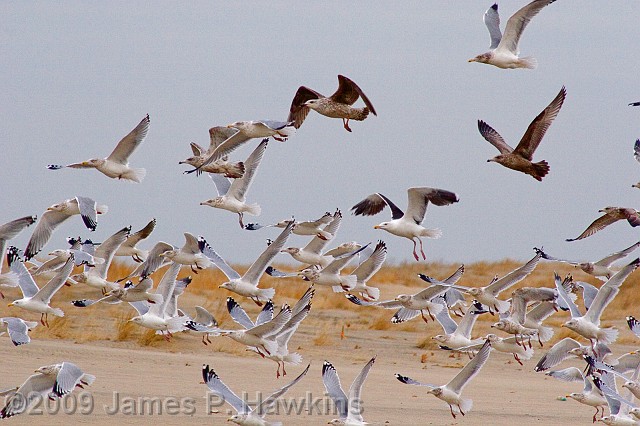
<box><xmin>491</xmin><ymin>3</ymin><xmax>498</xmax><ymax>11</ymax></box>
<box><xmin>395</xmin><ymin>373</ymin><xmax>409</xmax><ymax>384</ymax></box>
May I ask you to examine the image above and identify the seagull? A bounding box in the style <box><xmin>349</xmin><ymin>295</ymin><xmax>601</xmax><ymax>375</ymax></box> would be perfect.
<box><xmin>478</xmin><ymin>86</ymin><xmax>566</xmax><ymax>181</ymax></box>
<box><xmin>558</xmin><ymin>259</ymin><xmax>640</xmax><ymax>348</ymax></box>
<box><xmin>323</xmin><ymin>356</ymin><xmax>376</xmax><ymax>425</ymax></box>
<box><xmin>396</xmin><ymin>339</ymin><xmax>491</xmax><ymax>418</ymax></box>
<box><xmin>117</xmin><ymin>241</ymin><xmax>173</xmax><ymax>282</ymax></box>
<box><xmin>0</xmin><ymin>215</ymin><xmax>36</xmax><ymax>296</ymax></box>
<box><xmin>246</xmin><ymin>210</ymin><xmax>335</xmax><ymax>240</ymax></box>
<box><xmin>432</xmin><ymin>299</ymin><xmax>488</xmax><ymax>351</ymax></box>
<box><xmin>24</xmin><ymin>196</ymin><xmax>108</xmax><ymax>260</ymax></box>
<box><xmin>183</xmin><ymin>306</ymin><xmax>219</xmax><ymax>345</ymax></box>
<box><xmin>159</xmin><ymin>232</ymin><xmax>212</xmax><ymax>273</ymax></box>
<box><xmin>546</xmin><ymin>367</ymin><xmax>607</xmax><ymax>423</ymax></box>
<box><xmin>114</xmin><ymin>218</ymin><xmax>156</xmax><ymax>262</ymax></box>
<box><xmin>221</xmin><ymin>304</ymin><xmax>292</xmax><ymax>357</ymax></box>
<box><xmin>187</xmin><ymin>121</ymin><xmax>292</xmax><ymax>175</ymax></box>
<box><xmin>47</xmin><ymin>114</ymin><xmax>150</xmax><ymax>182</ymax></box>
<box><xmin>468</xmin><ymin>0</ymin><xmax>557</xmax><ymax>69</ymax></box>
<box><xmin>205</xmin><ymin>221</ymin><xmax>294</xmax><ymax>305</ymax></box>
<box><xmin>179</xmin><ymin>126</ymin><xmax>245</xmax><ymax>178</ymax></box>
<box><xmin>349</xmin><ymin>240</ymin><xmax>387</xmax><ymax>301</ymax></box>
<box><xmin>288</xmin><ymin>74</ymin><xmax>377</xmax><ymax>132</ymax></box>
<box><xmin>632</xmin><ymin>140</ymin><xmax>640</xmax><ymax>189</ymax></box>
<box><xmin>566</xmin><ymin>208</ymin><xmax>640</xmax><ymax>242</ymax></box>
<box><xmin>0</xmin><ymin>317</ymin><xmax>38</xmax><ymax>346</ymax></box>
<box><xmin>7</xmin><ymin>254</ymin><xmax>74</xmax><ymax>327</ymax></box>
<box><xmin>537</xmin><ymin>242</ymin><xmax>640</xmax><ymax>279</ymax></box>
<box><xmin>534</xmin><ymin>337</ymin><xmax>610</xmax><ymax>372</ymax></box>
<box><xmin>200</xmin><ymin>139</ymin><xmax>268</xmax><ymax>228</ymax></box>
<box><xmin>297</xmin><ymin>244</ymin><xmax>368</xmax><ymax>292</ymax></box>
<box><xmin>91</xmin><ymin>277</ymin><xmax>164</xmax><ymax>306</ymax></box>
<box><xmin>351</xmin><ymin>187</ymin><xmax>459</xmax><ymax>261</ymax></box>
<box><xmin>280</xmin><ymin>209</ymin><xmax>343</xmax><ymax>268</ymax></box>
<box><xmin>70</xmin><ymin>226</ymin><xmax>130</xmax><ymax>292</ymax></box>
<box><xmin>202</xmin><ymin>363</ymin><xmax>309</xmax><ymax>426</ymax></box>
<box><xmin>0</xmin><ymin>362</ymin><xmax>95</xmax><ymax>419</ymax></box>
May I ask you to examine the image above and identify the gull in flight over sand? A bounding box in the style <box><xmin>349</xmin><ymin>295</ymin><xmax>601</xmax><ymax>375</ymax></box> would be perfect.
<box><xmin>113</xmin><ymin>218</ymin><xmax>156</xmax><ymax>262</ymax></box>
<box><xmin>179</xmin><ymin>126</ymin><xmax>245</xmax><ymax>178</ymax></box>
<box><xmin>159</xmin><ymin>232</ymin><xmax>212</xmax><ymax>273</ymax></box>
<box><xmin>24</xmin><ymin>196</ymin><xmax>107</xmax><ymax>260</ymax></box>
<box><xmin>0</xmin><ymin>317</ymin><xmax>38</xmax><ymax>346</ymax></box>
<box><xmin>351</xmin><ymin>187</ymin><xmax>459</xmax><ymax>261</ymax></box>
<box><xmin>200</xmin><ymin>140</ymin><xmax>268</xmax><ymax>228</ymax></box>
<box><xmin>280</xmin><ymin>209</ymin><xmax>343</xmax><ymax>268</ymax></box>
<box><xmin>47</xmin><ymin>114</ymin><xmax>150</xmax><ymax>182</ymax></box>
<box><xmin>0</xmin><ymin>215</ymin><xmax>36</xmax><ymax>296</ymax></box>
<box><xmin>323</xmin><ymin>356</ymin><xmax>376</xmax><ymax>426</ymax></box>
<box><xmin>245</xmin><ymin>210</ymin><xmax>336</xmax><ymax>240</ymax></box>
<box><xmin>288</xmin><ymin>74</ymin><xmax>377</xmax><ymax>132</ymax></box>
<box><xmin>566</xmin><ymin>207</ymin><xmax>640</xmax><ymax>242</ymax></box>
<box><xmin>202</xmin><ymin>363</ymin><xmax>309</xmax><ymax>426</ymax></box>
<box><xmin>396</xmin><ymin>339</ymin><xmax>492</xmax><ymax>418</ymax></box>
<box><xmin>297</xmin><ymin>244</ymin><xmax>369</xmax><ymax>293</ymax></box>
<box><xmin>468</xmin><ymin>0</ymin><xmax>557</xmax><ymax>69</ymax></box>
<box><xmin>431</xmin><ymin>299</ymin><xmax>488</xmax><ymax>351</ymax></box>
<box><xmin>477</xmin><ymin>86</ymin><xmax>566</xmax><ymax>181</ymax></box>
<box><xmin>546</xmin><ymin>366</ymin><xmax>607</xmax><ymax>423</ymax></box>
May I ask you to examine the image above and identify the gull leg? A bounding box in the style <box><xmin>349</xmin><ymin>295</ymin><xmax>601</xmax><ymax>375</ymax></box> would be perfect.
<box><xmin>273</xmin><ymin>132</ymin><xmax>287</xmax><ymax>142</ymax></box>
<box><xmin>458</xmin><ymin>404</ymin><xmax>466</xmax><ymax>416</ymax></box>
<box><xmin>133</xmin><ymin>254</ymin><xmax>143</xmax><ymax>263</ymax></box>
<box><xmin>426</xmin><ymin>306</ymin><xmax>435</xmax><ymax>321</ymax></box>
<box><xmin>527</xmin><ymin>335</ymin><xmax>532</xmax><ymax>349</ymax></box>
<box><xmin>206</xmin><ymin>334</ymin><xmax>212</xmax><ymax>344</ymax></box>
<box><xmin>191</xmin><ymin>265</ymin><xmax>199</xmax><ymax>274</ymax></box>
<box><xmin>342</xmin><ymin>118</ymin><xmax>352</xmax><ymax>132</ymax></box>
<box><xmin>276</xmin><ymin>363</ymin><xmax>281</xmax><ymax>379</ymax></box>
<box><xmin>412</xmin><ymin>239</ymin><xmax>419</xmax><ymax>261</ymax></box>
<box><xmin>238</xmin><ymin>213</ymin><xmax>245</xmax><ymax>229</ymax></box>
<box><xmin>448</xmin><ymin>404</ymin><xmax>457</xmax><ymax>419</ymax></box>
<box><xmin>537</xmin><ymin>334</ymin><xmax>543</xmax><ymax>347</ymax></box>
<box><xmin>420</xmin><ymin>311</ymin><xmax>429</xmax><ymax>323</ymax></box>
<box><xmin>418</xmin><ymin>238</ymin><xmax>426</xmax><ymax>260</ymax></box>
<box><xmin>282</xmin><ymin>363</ymin><xmax>287</xmax><ymax>377</ymax></box>
<box><xmin>251</xmin><ymin>297</ymin><xmax>263</xmax><ymax>307</ymax></box>
<box><xmin>0</xmin><ymin>291</ymin><xmax>4</xmax><ymax>299</ymax></box>
<box><xmin>592</xmin><ymin>407</ymin><xmax>598</xmax><ymax>423</ymax></box>
<box><xmin>513</xmin><ymin>353</ymin><xmax>523</xmax><ymax>366</ymax></box>
<box><xmin>514</xmin><ymin>334</ymin><xmax>521</xmax><ymax>347</ymax></box>
<box><xmin>202</xmin><ymin>335</ymin><xmax>208</xmax><ymax>345</ymax></box>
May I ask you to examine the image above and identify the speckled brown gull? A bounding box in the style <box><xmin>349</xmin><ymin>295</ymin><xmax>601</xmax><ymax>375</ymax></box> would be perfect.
<box><xmin>566</xmin><ymin>207</ymin><xmax>640</xmax><ymax>242</ymax></box>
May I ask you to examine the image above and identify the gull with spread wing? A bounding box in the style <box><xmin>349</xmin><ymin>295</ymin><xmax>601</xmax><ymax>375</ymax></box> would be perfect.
<box><xmin>179</xmin><ymin>126</ymin><xmax>245</xmax><ymax>178</ymax></box>
<box><xmin>0</xmin><ymin>215</ymin><xmax>36</xmax><ymax>296</ymax></box>
<box><xmin>323</xmin><ymin>356</ymin><xmax>376</xmax><ymax>425</ymax></box>
<box><xmin>566</xmin><ymin>207</ymin><xmax>640</xmax><ymax>242</ymax></box>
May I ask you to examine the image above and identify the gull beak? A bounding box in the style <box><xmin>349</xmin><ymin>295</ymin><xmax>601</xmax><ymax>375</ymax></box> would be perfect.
<box><xmin>7</xmin><ymin>302</ymin><xmax>13</xmax><ymax>307</ymax></box>
<box><xmin>373</xmin><ymin>225</ymin><xmax>381</xmax><ymax>229</ymax></box>
<box><xmin>468</xmin><ymin>58</ymin><xmax>476</xmax><ymax>62</ymax></box>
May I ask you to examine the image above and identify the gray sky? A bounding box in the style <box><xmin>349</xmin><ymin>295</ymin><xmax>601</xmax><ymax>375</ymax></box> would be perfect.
<box><xmin>2</xmin><ymin>1</ymin><xmax>639</xmax><ymax>266</ymax></box>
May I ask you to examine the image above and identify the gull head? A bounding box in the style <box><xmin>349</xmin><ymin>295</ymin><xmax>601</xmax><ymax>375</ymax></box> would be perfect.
<box><xmin>487</xmin><ymin>154</ymin><xmax>504</xmax><ymax>163</ymax></box>
<box><xmin>226</xmin><ymin>121</ymin><xmax>247</xmax><ymax>131</ymax></box>
<box><xmin>281</xmin><ymin>247</ymin><xmax>299</xmax><ymax>255</ymax></box>
<box><xmin>35</xmin><ymin>365</ymin><xmax>58</xmax><ymax>375</ymax></box>
<box><xmin>303</xmin><ymin>99</ymin><xmax>321</xmax><ymax>111</ymax></box>
<box><xmin>599</xmin><ymin>207</ymin><xmax>617</xmax><ymax>214</ymax></box>
<box><xmin>395</xmin><ymin>294</ymin><xmax>411</xmax><ymax>303</ymax></box>
<box><xmin>623</xmin><ymin>381</ymin><xmax>640</xmax><ymax>391</ymax></box>
<box><xmin>432</xmin><ymin>335</ymin><xmax>447</xmax><ymax>344</ymax></box>
<box><xmin>491</xmin><ymin>320</ymin><xmax>505</xmax><ymax>330</ymax></box>
<box><xmin>227</xmin><ymin>414</ymin><xmax>246</xmax><ymax>424</ymax></box>
<box><xmin>47</xmin><ymin>202</ymin><xmax>69</xmax><ymax>213</ymax></box>
<box><xmin>297</xmin><ymin>269</ymin><xmax>318</xmax><ymax>282</ymax></box>
<box><xmin>562</xmin><ymin>319</ymin><xmax>577</xmax><ymax>330</ymax></box>
<box><xmin>219</xmin><ymin>282</ymin><xmax>235</xmax><ymax>291</ymax></box>
<box><xmin>567</xmin><ymin>347</ymin><xmax>588</xmax><ymax>357</ymax></box>
<box><xmin>82</xmin><ymin>158</ymin><xmax>105</xmax><ymax>168</ymax></box>
<box><xmin>129</xmin><ymin>316</ymin><xmax>144</xmax><ymax>325</ymax></box>
<box><xmin>485</xmin><ymin>333</ymin><xmax>499</xmax><ymax>343</ymax></box>
<box><xmin>468</xmin><ymin>52</ymin><xmax>492</xmax><ymax>64</ymax></box>
<box><xmin>566</xmin><ymin>392</ymin><xmax>584</xmax><ymax>402</ymax></box>
<box><xmin>179</xmin><ymin>156</ymin><xmax>198</xmax><ymax>166</ymax></box>
<box><xmin>71</xmin><ymin>272</ymin><xmax>88</xmax><ymax>283</ymax></box>
<box><xmin>465</xmin><ymin>288</ymin><xmax>481</xmax><ymax>297</ymax></box>
<box><xmin>160</xmin><ymin>250</ymin><xmax>177</xmax><ymax>260</ymax></box>
<box><xmin>427</xmin><ymin>387</ymin><xmax>442</xmax><ymax>397</ymax></box>
<box><xmin>200</xmin><ymin>198</ymin><xmax>224</xmax><ymax>208</ymax></box>
<box><xmin>373</xmin><ymin>222</ymin><xmax>389</xmax><ymax>230</ymax></box>
<box><xmin>49</xmin><ymin>249</ymin><xmax>70</xmax><ymax>259</ymax></box>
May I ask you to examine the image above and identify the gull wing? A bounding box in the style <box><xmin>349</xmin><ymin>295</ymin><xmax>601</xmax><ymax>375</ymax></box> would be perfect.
<box><xmin>181</xmin><ymin>232</ymin><xmax>200</xmax><ymax>255</ymax></box>
<box><xmin>106</xmin><ymin>114</ymin><xmax>150</xmax><ymax>164</ymax></box>
<box><xmin>477</xmin><ymin>120</ymin><xmax>513</xmax><ymax>154</ymax></box>
<box><xmin>585</xmin><ymin>258</ymin><xmax>640</xmax><ymax>325</ymax></box>
<box><xmin>485</xmin><ymin>251</ymin><xmax>542</xmax><ymax>296</ymax></box>
<box><xmin>394</xmin><ymin>373</ymin><xmax>438</xmax><ymax>389</ymax></box>
<box><xmin>255</xmin><ymin>300</ymin><xmax>275</xmax><ymax>326</ymax></box>
<box><xmin>0</xmin><ymin>215</ymin><xmax>36</xmax><ymax>270</ymax></box>
<box><xmin>351</xmin><ymin>193</ymin><xmax>404</xmax><ymax>220</ymax></box>
<box><xmin>93</xmin><ymin>226</ymin><xmax>130</xmax><ymax>279</ymax></box>
<box><xmin>190</xmin><ymin>129</ymin><xmax>251</xmax><ymax>174</ymax></box>
<box><xmin>456</xmin><ymin>301</ymin><xmax>487</xmax><ymax>339</ymax></box>
<box><xmin>75</xmin><ymin>196</ymin><xmax>99</xmax><ymax>231</ymax></box>
<box><xmin>53</xmin><ymin>362</ymin><xmax>85</xmax><ymax>397</ymax></box>
<box><xmin>33</xmin><ymin>255</ymin><xmax>74</xmax><ymax>304</ymax></box>
<box><xmin>148</xmin><ymin>262</ymin><xmax>180</xmax><ymax>318</ymax></box>
<box><xmin>534</xmin><ymin>337</ymin><xmax>582</xmax><ymax>372</ymax></box>
<box><xmin>346</xmin><ymin>356</ymin><xmax>376</xmax><ymax>423</ymax></box>
<box><xmin>199</xmin><ymin>237</ymin><xmax>240</xmax><ymax>280</ymax></box>
<box><xmin>193</xmin><ymin>306</ymin><xmax>217</xmax><ymax>327</ymax></box>
<box><xmin>406</xmin><ymin>187</ymin><xmax>459</xmax><ymax>224</ymax></box>
<box><xmin>484</xmin><ymin>3</ymin><xmax>502</xmax><ymax>49</ymax></box>
<box><xmin>513</xmin><ymin>86</ymin><xmax>566</xmax><ymax>160</ymax></box>
<box><xmin>276</xmin><ymin>304</ymin><xmax>311</xmax><ymax>350</ymax></box>
<box><xmin>345</xmin><ymin>294</ymin><xmax>403</xmax><ymax>309</ymax></box>
<box><xmin>554</xmin><ymin>272</ymin><xmax>582</xmax><ymax>318</ymax></box>
<box><xmin>634</xmin><ymin>139</ymin><xmax>640</xmax><ymax>163</ymax></box>
<box><xmin>189</xmin><ymin>142</ymin><xmax>204</xmax><ymax>157</ymax></box>
<box><xmin>202</xmin><ymin>365</ymin><xmax>250</xmax><ymax>415</ymax></box>
<box><xmin>545</xmin><ymin>367</ymin><xmax>585</xmax><ymax>384</ymax></box>
<box><xmin>208</xmin><ymin>126</ymin><xmax>238</xmax><ymax>152</ymax></box>
<box><xmin>566</xmin><ymin>211</ymin><xmax>623</xmax><ymax>242</ymax></box>
<box><xmin>0</xmin><ymin>373</ymin><xmax>56</xmax><ymax>418</ymax></box>
<box><xmin>2</xmin><ymin>318</ymin><xmax>31</xmax><ymax>346</ymax></box>
<box><xmin>228</xmin><ymin>139</ymin><xmax>268</xmax><ymax>202</ymax></box>
<box><xmin>495</xmin><ymin>0</ymin><xmax>555</xmax><ymax>55</ymax></box>
<box><xmin>208</xmin><ymin>173</ymin><xmax>231</xmax><ymax>197</ymax></box>
<box><xmin>330</xmin><ymin>75</ymin><xmax>377</xmax><ymax>115</ymax></box>
<box><xmin>242</xmin><ymin>221</ymin><xmax>294</xmax><ymax>285</ymax></box>
<box><xmin>302</xmin><ymin>209</ymin><xmax>342</xmax><ymax>255</ymax></box>
<box><xmin>447</xmin><ymin>339</ymin><xmax>491</xmax><ymax>394</ymax></box>
<box><xmin>24</xmin><ymin>209</ymin><xmax>70</xmax><ymax>260</ymax></box>
<box><xmin>122</xmin><ymin>219</ymin><xmax>156</xmax><ymax>249</ymax></box>
<box><xmin>246</xmin><ymin>305</ymin><xmax>291</xmax><ymax>338</ymax></box>
<box><xmin>352</xmin><ymin>241</ymin><xmax>386</xmax><ymax>282</ymax></box>
<box><xmin>595</xmin><ymin>241</ymin><xmax>640</xmax><ymax>268</ymax></box>
<box><xmin>287</xmin><ymin>86</ymin><xmax>324</xmax><ymax>129</ymax></box>
<box><xmin>322</xmin><ymin>361</ymin><xmax>348</xmax><ymax>420</ymax></box>
<box><xmin>575</xmin><ymin>281</ymin><xmax>598</xmax><ymax>311</ymax></box>
<box><xmin>391</xmin><ymin>308</ymin><xmax>422</xmax><ymax>323</ymax></box>
<box><xmin>226</xmin><ymin>297</ymin><xmax>254</xmax><ymax>329</ymax></box>
<box><xmin>8</xmin><ymin>248</ymin><xmax>39</xmax><ymax>298</ymax></box>
<box><xmin>255</xmin><ymin>364</ymin><xmax>310</xmax><ymax>415</ymax></box>
<box><xmin>433</xmin><ymin>299</ymin><xmax>458</xmax><ymax>335</ymax></box>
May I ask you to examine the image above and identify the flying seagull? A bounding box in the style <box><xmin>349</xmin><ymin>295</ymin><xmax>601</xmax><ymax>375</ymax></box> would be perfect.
<box><xmin>0</xmin><ymin>215</ymin><xmax>36</xmax><ymax>295</ymax></box>
<box><xmin>468</xmin><ymin>0</ymin><xmax>557</xmax><ymax>69</ymax></box>
<box><xmin>478</xmin><ymin>86</ymin><xmax>566</xmax><ymax>181</ymax></box>
<box><xmin>179</xmin><ymin>126</ymin><xmax>245</xmax><ymax>178</ymax></box>
<box><xmin>288</xmin><ymin>75</ymin><xmax>377</xmax><ymax>132</ymax></box>
<box><xmin>47</xmin><ymin>114</ymin><xmax>150</xmax><ymax>182</ymax></box>
<box><xmin>351</xmin><ymin>187</ymin><xmax>459</xmax><ymax>261</ymax></box>
<box><xmin>323</xmin><ymin>356</ymin><xmax>376</xmax><ymax>425</ymax></box>
<box><xmin>566</xmin><ymin>207</ymin><xmax>640</xmax><ymax>242</ymax></box>
<box><xmin>114</xmin><ymin>218</ymin><xmax>156</xmax><ymax>262</ymax></box>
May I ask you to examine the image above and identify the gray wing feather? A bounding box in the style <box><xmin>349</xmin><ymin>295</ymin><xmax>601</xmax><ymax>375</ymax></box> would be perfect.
<box><xmin>209</xmin><ymin>173</ymin><xmax>231</xmax><ymax>197</ymax></box>
<box><xmin>226</xmin><ymin>297</ymin><xmax>256</xmax><ymax>329</ymax></box>
<box><xmin>322</xmin><ymin>361</ymin><xmax>348</xmax><ymax>419</ymax></box>
<box><xmin>202</xmin><ymin>365</ymin><xmax>250</xmax><ymax>414</ymax></box>
<box><xmin>484</xmin><ymin>3</ymin><xmax>502</xmax><ymax>49</ymax></box>
<box><xmin>496</xmin><ymin>0</ymin><xmax>555</xmax><ymax>55</ymax></box>
<box><xmin>34</xmin><ymin>256</ymin><xmax>74</xmax><ymax>304</ymax></box>
<box><xmin>485</xmin><ymin>251</ymin><xmax>542</xmax><ymax>296</ymax></box>
<box><xmin>106</xmin><ymin>114</ymin><xmax>150</xmax><ymax>164</ymax></box>
<box><xmin>228</xmin><ymin>139</ymin><xmax>268</xmax><ymax>202</ymax></box>
<box><xmin>447</xmin><ymin>339</ymin><xmax>491</xmax><ymax>394</ymax></box>
<box><xmin>243</xmin><ymin>221</ymin><xmax>293</xmax><ymax>284</ymax></box>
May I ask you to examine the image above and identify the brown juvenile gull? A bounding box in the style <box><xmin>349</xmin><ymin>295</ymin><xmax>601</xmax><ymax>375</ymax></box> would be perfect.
<box><xmin>351</xmin><ymin>187</ymin><xmax>459</xmax><ymax>261</ymax></box>
<box><xmin>566</xmin><ymin>207</ymin><xmax>640</xmax><ymax>242</ymax></box>
<box><xmin>468</xmin><ymin>0</ymin><xmax>557</xmax><ymax>69</ymax></box>
<box><xmin>47</xmin><ymin>114</ymin><xmax>150</xmax><ymax>182</ymax></box>
<box><xmin>179</xmin><ymin>126</ymin><xmax>245</xmax><ymax>178</ymax></box>
<box><xmin>478</xmin><ymin>86</ymin><xmax>566</xmax><ymax>181</ymax></box>
<box><xmin>288</xmin><ymin>75</ymin><xmax>377</xmax><ymax>132</ymax></box>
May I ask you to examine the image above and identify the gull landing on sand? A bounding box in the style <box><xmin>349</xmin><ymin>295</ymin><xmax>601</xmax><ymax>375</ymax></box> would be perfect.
<box><xmin>469</xmin><ymin>0</ymin><xmax>557</xmax><ymax>69</ymax></box>
<box><xmin>351</xmin><ymin>187</ymin><xmax>459</xmax><ymax>261</ymax></box>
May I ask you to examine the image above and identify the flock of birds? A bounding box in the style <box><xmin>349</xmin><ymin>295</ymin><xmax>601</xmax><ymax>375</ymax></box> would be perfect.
<box><xmin>2</xmin><ymin>0</ymin><xmax>640</xmax><ymax>424</ymax></box>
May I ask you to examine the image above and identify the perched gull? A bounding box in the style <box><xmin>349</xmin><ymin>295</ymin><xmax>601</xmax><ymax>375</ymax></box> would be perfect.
<box><xmin>159</xmin><ymin>232</ymin><xmax>212</xmax><ymax>273</ymax></box>
<box><xmin>47</xmin><ymin>114</ymin><xmax>150</xmax><ymax>182</ymax></box>
<box><xmin>200</xmin><ymin>139</ymin><xmax>268</xmax><ymax>228</ymax></box>
<box><xmin>0</xmin><ymin>317</ymin><xmax>38</xmax><ymax>346</ymax></box>
<box><xmin>114</xmin><ymin>218</ymin><xmax>156</xmax><ymax>262</ymax></box>
<box><xmin>7</xmin><ymin>254</ymin><xmax>74</xmax><ymax>326</ymax></box>
<box><xmin>396</xmin><ymin>340</ymin><xmax>491</xmax><ymax>418</ymax></box>
<box><xmin>566</xmin><ymin>207</ymin><xmax>640</xmax><ymax>242</ymax></box>
<box><xmin>24</xmin><ymin>196</ymin><xmax>108</xmax><ymax>260</ymax></box>
<box><xmin>187</xmin><ymin>120</ymin><xmax>292</xmax><ymax>175</ymax></box>
<box><xmin>288</xmin><ymin>74</ymin><xmax>377</xmax><ymax>132</ymax></box>
<box><xmin>206</xmin><ymin>221</ymin><xmax>294</xmax><ymax>305</ymax></box>
<box><xmin>179</xmin><ymin>126</ymin><xmax>245</xmax><ymax>178</ymax></box>
<box><xmin>478</xmin><ymin>86</ymin><xmax>566</xmax><ymax>181</ymax></box>
<box><xmin>0</xmin><ymin>362</ymin><xmax>95</xmax><ymax>419</ymax></box>
<box><xmin>468</xmin><ymin>0</ymin><xmax>556</xmax><ymax>69</ymax></box>
<box><xmin>0</xmin><ymin>215</ymin><xmax>36</xmax><ymax>296</ymax></box>
<box><xmin>558</xmin><ymin>259</ymin><xmax>640</xmax><ymax>347</ymax></box>
<box><xmin>546</xmin><ymin>367</ymin><xmax>607</xmax><ymax>423</ymax></box>
<box><xmin>351</xmin><ymin>187</ymin><xmax>459</xmax><ymax>261</ymax></box>
<box><xmin>323</xmin><ymin>356</ymin><xmax>376</xmax><ymax>425</ymax></box>
<box><xmin>280</xmin><ymin>209</ymin><xmax>343</xmax><ymax>268</ymax></box>
<box><xmin>202</xmin><ymin>363</ymin><xmax>309</xmax><ymax>426</ymax></box>
<box><xmin>537</xmin><ymin>242</ymin><xmax>640</xmax><ymax>280</ymax></box>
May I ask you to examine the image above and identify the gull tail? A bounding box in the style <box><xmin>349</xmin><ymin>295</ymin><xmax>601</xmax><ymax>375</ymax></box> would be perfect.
<box><xmin>317</xmin><ymin>229</ymin><xmax>333</xmax><ymax>241</ymax></box>
<box><xmin>284</xmin><ymin>352</ymin><xmax>303</xmax><ymax>365</ymax></box>
<box><xmin>146</xmin><ymin>293</ymin><xmax>164</xmax><ymax>304</ymax></box>
<box><xmin>420</xmin><ymin>228</ymin><xmax>442</xmax><ymax>239</ymax></box>
<box><xmin>258</xmin><ymin>287</ymin><xmax>276</xmax><ymax>301</ymax></box>
<box><xmin>517</xmin><ymin>56</ymin><xmax>538</xmax><ymax>69</ymax></box>
<box><xmin>537</xmin><ymin>325</ymin><xmax>554</xmax><ymax>343</ymax></box>
<box><xmin>97</xmin><ymin>204</ymin><xmax>109</xmax><ymax>215</ymax></box>
<box><xmin>123</xmin><ymin>167</ymin><xmax>146</xmax><ymax>183</ymax></box>
<box><xmin>493</xmin><ymin>299</ymin><xmax>511</xmax><ymax>314</ymax></box>
<box><xmin>339</xmin><ymin>275</ymin><xmax>358</xmax><ymax>291</ymax></box>
<box><xmin>245</xmin><ymin>203</ymin><xmax>261</xmax><ymax>217</ymax></box>
<box><xmin>51</xmin><ymin>308</ymin><xmax>65</xmax><ymax>317</ymax></box>
<box><xmin>363</xmin><ymin>286</ymin><xmax>380</xmax><ymax>301</ymax></box>
<box><xmin>598</xmin><ymin>327</ymin><xmax>619</xmax><ymax>345</ymax></box>
<box><xmin>531</xmin><ymin>160</ymin><xmax>549</xmax><ymax>181</ymax></box>
<box><xmin>80</xmin><ymin>374</ymin><xmax>96</xmax><ymax>387</ymax></box>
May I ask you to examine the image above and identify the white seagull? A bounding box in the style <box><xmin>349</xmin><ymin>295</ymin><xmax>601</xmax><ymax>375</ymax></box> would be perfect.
<box><xmin>179</xmin><ymin>126</ymin><xmax>245</xmax><ymax>178</ymax></box>
<box><xmin>280</xmin><ymin>209</ymin><xmax>343</xmax><ymax>268</ymax></box>
<box><xmin>47</xmin><ymin>114</ymin><xmax>150</xmax><ymax>182</ymax></box>
<box><xmin>0</xmin><ymin>215</ymin><xmax>36</xmax><ymax>296</ymax></box>
<box><xmin>0</xmin><ymin>317</ymin><xmax>38</xmax><ymax>346</ymax></box>
<box><xmin>351</xmin><ymin>187</ymin><xmax>459</xmax><ymax>261</ymax></box>
<box><xmin>159</xmin><ymin>232</ymin><xmax>212</xmax><ymax>273</ymax></box>
<box><xmin>114</xmin><ymin>218</ymin><xmax>156</xmax><ymax>262</ymax></box>
<box><xmin>468</xmin><ymin>0</ymin><xmax>557</xmax><ymax>69</ymax></box>
<box><xmin>323</xmin><ymin>356</ymin><xmax>376</xmax><ymax>426</ymax></box>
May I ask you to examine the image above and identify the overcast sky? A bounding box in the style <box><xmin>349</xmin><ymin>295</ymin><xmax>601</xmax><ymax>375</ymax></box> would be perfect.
<box><xmin>2</xmin><ymin>2</ymin><xmax>640</xmax><ymax>267</ymax></box>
